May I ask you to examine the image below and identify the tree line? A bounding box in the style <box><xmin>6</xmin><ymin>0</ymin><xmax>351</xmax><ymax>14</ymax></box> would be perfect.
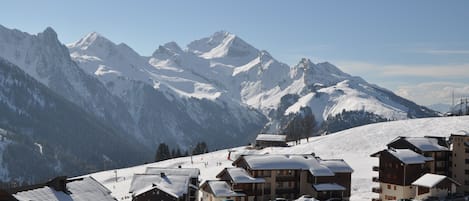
<box><xmin>154</xmin><ymin>142</ymin><xmax>209</xmax><ymax>162</ymax></box>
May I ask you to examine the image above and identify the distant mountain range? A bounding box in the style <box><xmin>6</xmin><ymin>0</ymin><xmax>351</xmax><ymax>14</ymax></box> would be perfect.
<box><xmin>0</xmin><ymin>25</ymin><xmax>439</xmax><ymax>182</ymax></box>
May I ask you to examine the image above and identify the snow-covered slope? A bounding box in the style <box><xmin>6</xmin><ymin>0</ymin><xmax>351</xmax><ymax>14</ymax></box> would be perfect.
<box><xmin>86</xmin><ymin>116</ymin><xmax>469</xmax><ymax>201</ymax></box>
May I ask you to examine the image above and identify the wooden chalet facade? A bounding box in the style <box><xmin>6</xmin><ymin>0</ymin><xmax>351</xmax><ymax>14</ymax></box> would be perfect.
<box><xmin>387</xmin><ymin>136</ymin><xmax>451</xmax><ymax>176</ymax></box>
<box><xmin>200</xmin><ymin>180</ymin><xmax>246</xmax><ymax>201</ymax></box>
<box><xmin>202</xmin><ymin>154</ymin><xmax>352</xmax><ymax>201</ymax></box>
<box><xmin>412</xmin><ymin>173</ymin><xmax>460</xmax><ymax>200</ymax></box>
<box><xmin>370</xmin><ymin>149</ymin><xmax>432</xmax><ymax>201</ymax></box>
<box><xmin>255</xmin><ymin>134</ymin><xmax>288</xmax><ymax>148</ymax></box>
<box><xmin>129</xmin><ymin>169</ymin><xmax>199</xmax><ymax>201</ymax></box>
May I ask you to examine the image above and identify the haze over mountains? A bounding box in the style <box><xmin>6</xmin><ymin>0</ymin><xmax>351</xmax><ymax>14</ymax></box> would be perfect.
<box><xmin>0</xmin><ymin>25</ymin><xmax>438</xmax><ymax>182</ymax></box>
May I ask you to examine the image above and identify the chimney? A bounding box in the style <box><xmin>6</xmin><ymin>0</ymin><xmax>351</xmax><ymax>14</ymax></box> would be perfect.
<box><xmin>178</xmin><ymin>165</ymin><xmax>182</xmax><ymax>168</ymax></box>
<box><xmin>47</xmin><ymin>176</ymin><xmax>67</xmax><ymax>192</ymax></box>
<box><xmin>160</xmin><ymin>172</ymin><xmax>165</xmax><ymax>177</ymax></box>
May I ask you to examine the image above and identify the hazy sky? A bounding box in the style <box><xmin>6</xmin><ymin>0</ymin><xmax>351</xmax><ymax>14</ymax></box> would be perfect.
<box><xmin>1</xmin><ymin>0</ymin><xmax>468</xmax><ymax>106</ymax></box>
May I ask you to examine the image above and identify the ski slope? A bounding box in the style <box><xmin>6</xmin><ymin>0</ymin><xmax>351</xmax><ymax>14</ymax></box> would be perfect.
<box><xmin>86</xmin><ymin>116</ymin><xmax>469</xmax><ymax>201</ymax></box>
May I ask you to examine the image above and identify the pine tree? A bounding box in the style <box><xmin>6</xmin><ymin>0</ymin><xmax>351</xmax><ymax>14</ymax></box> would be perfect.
<box><xmin>155</xmin><ymin>143</ymin><xmax>171</xmax><ymax>162</ymax></box>
<box><xmin>192</xmin><ymin>142</ymin><xmax>209</xmax><ymax>155</ymax></box>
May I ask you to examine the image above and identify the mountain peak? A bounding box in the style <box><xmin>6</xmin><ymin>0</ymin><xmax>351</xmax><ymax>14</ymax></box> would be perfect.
<box><xmin>38</xmin><ymin>27</ymin><xmax>59</xmax><ymax>42</ymax></box>
<box><xmin>152</xmin><ymin>41</ymin><xmax>184</xmax><ymax>57</ymax></box>
<box><xmin>187</xmin><ymin>31</ymin><xmax>258</xmax><ymax>60</ymax></box>
<box><xmin>68</xmin><ymin>32</ymin><xmax>114</xmax><ymax>51</ymax></box>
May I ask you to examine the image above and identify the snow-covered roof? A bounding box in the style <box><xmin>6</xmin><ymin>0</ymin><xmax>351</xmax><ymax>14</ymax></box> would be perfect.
<box><xmin>129</xmin><ymin>174</ymin><xmax>189</xmax><ymax>198</ymax></box>
<box><xmin>388</xmin><ymin>149</ymin><xmax>433</xmax><ymax>164</ymax></box>
<box><xmin>404</xmin><ymin>137</ymin><xmax>449</xmax><ymax>152</ymax></box>
<box><xmin>312</xmin><ymin>183</ymin><xmax>346</xmax><ymax>191</ymax></box>
<box><xmin>13</xmin><ymin>177</ymin><xmax>115</xmax><ymax>201</ymax></box>
<box><xmin>319</xmin><ymin>159</ymin><xmax>353</xmax><ymax>173</ymax></box>
<box><xmin>412</xmin><ymin>173</ymin><xmax>460</xmax><ymax>188</ymax></box>
<box><xmin>225</xmin><ymin>168</ymin><xmax>265</xmax><ymax>183</ymax></box>
<box><xmin>294</xmin><ymin>195</ymin><xmax>320</xmax><ymax>201</ymax></box>
<box><xmin>145</xmin><ymin>167</ymin><xmax>200</xmax><ymax>178</ymax></box>
<box><xmin>239</xmin><ymin>154</ymin><xmax>335</xmax><ymax>176</ymax></box>
<box><xmin>452</xmin><ymin>130</ymin><xmax>469</xmax><ymax>136</ymax></box>
<box><xmin>256</xmin><ymin>134</ymin><xmax>287</xmax><ymax>142</ymax></box>
<box><xmin>205</xmin><ymin>180</ymin><xmax>245</xmax><ymax>197</ymax></box>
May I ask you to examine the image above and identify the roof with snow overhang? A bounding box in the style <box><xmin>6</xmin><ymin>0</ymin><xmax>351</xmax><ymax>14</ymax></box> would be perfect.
<box><xmin>319</xmin><ymin>159</ymin><xmax>354</xmax><ymax>173</ymax></box>
<box><xmin>312</xmin><ymin>183</ymin><xmax>346</xmax><ymax>191</ymax></box>
<box><xmin>412</xmin><ymin>173</ymin><xmax>460</xmax><ymax>188</ymax></box>
<box><xmin>256</xmin><ymin>134</ymin><xmax>287</xmax><ymax>142</ymax></box>
<box><xmin>13</xmin><ymin>177</ymin><xmax>115</xmax><ymax>201</ymax></box>
<box><xmin>145</xmin><ymin>167</ymin><xmax>200</xmax><ymax>178</ymax></box>
<box><xmin>222</xmin><ymin>167</ymin><xmax>265</xmax><ymax>184</ymax></box>
<box><xmin>202</xmin><ymin>180</ymin><xmax>245</xmax><ymax>197</ymax></box>
<box><xmin>388</xmin><ymin>149</ymin><xmax>433</xmax><ymax>164</ymax></box>
<box><xmin>235</xmin><ymin>154</ymin><xmax>337</xmax><ymax>176</ymax></box>
<box><xmin>129</xmin><ymin>174</ymin><xmax>189</xmax><ymax>198</ymax></box>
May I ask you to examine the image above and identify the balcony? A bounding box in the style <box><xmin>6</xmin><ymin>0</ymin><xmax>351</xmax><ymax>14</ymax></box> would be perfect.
<box><xmin>372</xmin><ymin>187</ymin><xmax>382</xmax><ymax>193</ymax></box>
<box><xmin>372</xmin><ymin>177</ymin><xmax>380</xmax><ymax>182</ymax></box>
<box><xmin>372</xmin><ymin>166</ymin><xmax>379</xmax><ymax>171</ymax></box>
<box><xmin>276</xmin><ymin>175</ymin><xmax>297</xmax><ymax>181</ymax></box>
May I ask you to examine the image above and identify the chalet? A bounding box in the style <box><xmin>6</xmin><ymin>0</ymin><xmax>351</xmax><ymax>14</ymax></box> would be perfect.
<box><xmin>0</xmin><ymin>176</ymin><xmax>116</xmax><ymax>201</ymax></box>
<box><xmin>387</xmin><ymin>136</ymin><xmax>451</xmax><ymax>175</ymax></box>
<box><xmin>450</xmin><ymin>130</ymin><xmax>469</xmax><ymax>195</ymax></box>
<box><xmin>200</xmin><ymin>180</ymin><xmax>246</xmax><ymax>201</ymax></box>
<box><xmin>412</xmin><ymin>173</ymin><xmax>460</xmax><ymax>200</ymax></box>
<box><xmin>129</xmin><ymin>173</ymin><xmax>195</xmax><ymax>201</ymax></box>
<box><xmin>216</xmin><ymin>167</ymin><xmax>266</xmax><ymax>201</ymax></box>
<box><xmin>145</xmin><ymin>167</ymin><xmax>200</xmax><ymax>201</ymax></box>
<box><xmin>255</xmin><ymin>134</ymin><xmax>287</xmax><ymax>148</ymax></box>
<box><xmin>230</xmin><ymin>154</ymin><xmax>353</xmax><ymax>201</ymax></box>
<box><xmin>370</xmin><ymin>148</ymin><xmax>433</xmax><ymax>201</ymax></box>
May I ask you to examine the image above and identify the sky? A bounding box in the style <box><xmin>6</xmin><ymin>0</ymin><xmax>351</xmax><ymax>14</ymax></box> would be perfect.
<box><xmin>1</xmin><ymin>0</ymin><xmax>468</xmax><ymax>108</ymax></box>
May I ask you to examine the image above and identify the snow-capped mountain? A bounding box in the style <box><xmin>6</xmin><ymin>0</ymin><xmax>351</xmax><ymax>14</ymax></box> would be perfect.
<box><xmin>69</xmin><ymin>30</ymin><xmax>438</xmax><ymax>141</ymax></box>
<box><xmin>68</xmin><ymin>31</ymin><xmax>267</xmax><ymax>149</ymax></box>
<box><xmin>0</xmin><ymin>58</ymin><xmax>148</xmax><ymax>182</ymax></box>
<box><xmin>0</xmin><ymin>25</ymin><xmax>440</xmax><ymax>182</ymax></box>
<box><xmin>0</xmin><ymin>25</ymin><xmax>140</xmax><ymax>143</ymax></box>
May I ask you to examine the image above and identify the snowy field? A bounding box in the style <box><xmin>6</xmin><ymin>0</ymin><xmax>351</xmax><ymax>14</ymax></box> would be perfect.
<box><xmin>86</xmin><ymin>116</ymin><xmax>469</xmax><ymax>201</ymax></box>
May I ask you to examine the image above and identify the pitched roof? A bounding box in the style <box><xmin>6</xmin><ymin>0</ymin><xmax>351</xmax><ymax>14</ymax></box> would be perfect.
<box><xmin>312</xmin><ymin>183</ymin><xmax>346</xmax><ymax>191</ymax></box>
<box><xmin>451</xmin><ymin>130</ymin><xmax>469</xmax><ymax>136</ymax></box>
<box><xmin>389</xmin><ymin>137</ymin><xmax>449</xmax><ymax>152</ymax></box>
<box><xmin>203</xmin><ymin>181</ymin><xmax>245</xmax><ymax>197</ymax></box>
<box><xmin>12</xmin><ymin>177</ymin><xmax>115</xmax><ymax>201</ymax></box>
<box><xmin>223</xmin><ymin>168</ymin><xmax>265</xmax><ymax>184</ymax></box>
<box><xmin>237</xmin><ymin>154</ymin><xmax>335</xmax><ymax>176</ymax></box>
<box><xmin>145</xmin><ymin>167</ymin><xmax>200</xmax><ymax>178</ymax></box>
<box><xmin>129</xmin><ymin>174</ymin><xmax>189</xmax><ymax>198</ymax></box>
<box><xmin>255</xmin><ymin>134</ymin><xmax>287</xmax><ymax>142</ymax></box>
<box><xmin>388</xmin><ymin>149</ymin><xmax>433</xmax><ymax>164</ymax></box>
<box><xmin>405</xmin><ymin>137</ymin><xmax>449</xmax><ymax>151</ymax></box>
<box><xmin>319</xmin><ymin>159</ymin><xmax>353</xmax><ymax>173</ymax></box>
<box><xmin>412</xmin><ymin>173</ymin><xmax>460</xmax><ymax>188</ymax></box>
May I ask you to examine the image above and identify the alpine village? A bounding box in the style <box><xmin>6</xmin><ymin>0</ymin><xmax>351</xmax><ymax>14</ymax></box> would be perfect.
<box><xmin>0</xmin><ymin>130</ymin><xmax>469</xmax><ymax>201</ymax></box>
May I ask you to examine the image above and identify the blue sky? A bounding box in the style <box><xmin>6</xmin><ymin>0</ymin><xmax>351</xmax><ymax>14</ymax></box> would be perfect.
<box><xmin>1</xmin><ymin>0</ymin><xmax>468</xmax><ymax>106</ymax></box>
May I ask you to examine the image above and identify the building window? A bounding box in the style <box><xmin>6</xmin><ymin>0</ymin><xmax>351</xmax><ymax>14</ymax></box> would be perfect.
<box><xmin>387</xmin><ymin>184</ymin><xmax>391</xmax><ymax>189</ymax></box>
<box><xmin>465</xmin><ymin>170</ymin><xmax>469</xmax><ymax>175</ymax></box>
<box><xmin>394</xmin><ymin>186</ymin><xmax>396</xmax><ymax>190</ymax></box>
<box><xmin>466</xmin><ymin>159</ymin><xmax>469</xmax><ymax>164</ymax></box>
